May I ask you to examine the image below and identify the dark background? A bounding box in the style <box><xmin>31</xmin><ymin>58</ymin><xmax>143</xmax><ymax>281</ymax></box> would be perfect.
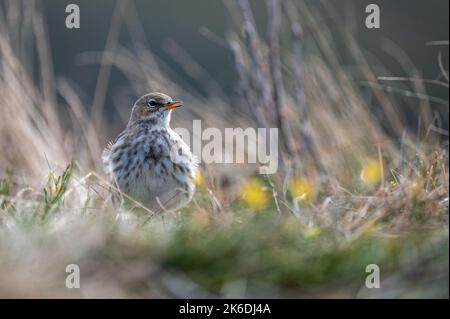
<box><xmin>36</xmin><ymin>0</ymin><xmax>449</xmax><ymax>128</ymax></box>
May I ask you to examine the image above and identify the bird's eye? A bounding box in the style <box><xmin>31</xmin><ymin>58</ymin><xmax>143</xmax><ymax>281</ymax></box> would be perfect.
<box><xmin>148</xmin><ymin>100</ymin><xmax>156</xmax><ymax>107</ymax></box>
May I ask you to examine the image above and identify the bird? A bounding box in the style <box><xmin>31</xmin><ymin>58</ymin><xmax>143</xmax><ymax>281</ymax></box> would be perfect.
<box><xmin>102</xmin><ymin>92</ymin><xmax>197</xmax><ymax>211</ymax></box>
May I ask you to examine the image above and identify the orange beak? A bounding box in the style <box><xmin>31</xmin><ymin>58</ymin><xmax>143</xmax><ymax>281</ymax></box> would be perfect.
<box><xmin>161</xmin><ymin>101</ymin><xmax>182</xmax><ymax>111</ymax></box>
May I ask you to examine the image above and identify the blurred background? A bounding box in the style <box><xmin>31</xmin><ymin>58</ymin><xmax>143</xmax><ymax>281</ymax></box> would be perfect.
<box><xmin>36</xmin><ymin>0</ymin><xmax>449</xmax><ymax>130</ymax></box>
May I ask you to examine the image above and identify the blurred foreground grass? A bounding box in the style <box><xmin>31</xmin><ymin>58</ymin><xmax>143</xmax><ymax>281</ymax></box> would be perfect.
<box><xmin>0</xmin><ymin>151</ymin><xmax>447</xmax><ymax>298</ymax></box>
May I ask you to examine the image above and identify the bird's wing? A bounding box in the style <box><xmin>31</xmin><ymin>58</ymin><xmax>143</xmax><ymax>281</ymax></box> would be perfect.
<box><xmin>102</xmin><ymin>129</ymin><xmax>128</xmax><ymax>177</ymax></box>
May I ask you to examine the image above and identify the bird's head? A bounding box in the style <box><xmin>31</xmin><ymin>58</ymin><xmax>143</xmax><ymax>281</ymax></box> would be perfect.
<box><xmin>129</xmin><ymin>92</ymin><xmax>182</xmax><ymax>127</ymax></box>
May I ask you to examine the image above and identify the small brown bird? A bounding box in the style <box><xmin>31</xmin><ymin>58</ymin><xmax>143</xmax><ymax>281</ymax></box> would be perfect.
<box><xmin>102</xmin><ymin>92</ymin><xmax>197</xmax><ymax>211</ymax></box>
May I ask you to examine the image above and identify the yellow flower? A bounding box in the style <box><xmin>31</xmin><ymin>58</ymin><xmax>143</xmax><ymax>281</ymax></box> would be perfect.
<box><xmin>193</xmin><ymin>171</ymin><xmax>204</xmax><ymax>186</ymax></box>
<box><xmin>360</xmin><ymin>158</ymin><xmax>383</xmax><ymax>186</ymax></box>
<box><xmin>304</xmin><ymin>227</ymin><xmax>321</xmax><ymax>239</ymax></box>
<box><xmin>389</xmin><ymin>180</ymin><xmax>397</xmax><ymax>188</ymax></box>
<box><xmin>242</xmin><ymin>178</ymin><xmax>269</xmax><ymax>210</ymax></box>
<box><xmin>289</xmin><ymin>176</ymin><xmax>316</xmax><ymax>204</ymax></box>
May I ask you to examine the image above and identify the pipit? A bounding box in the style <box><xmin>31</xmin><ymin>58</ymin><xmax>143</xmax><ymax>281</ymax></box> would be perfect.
<box><xmin>102</xmin><ymin>92</ymin><xmax>197</xmax><ymax>211</ymax></box>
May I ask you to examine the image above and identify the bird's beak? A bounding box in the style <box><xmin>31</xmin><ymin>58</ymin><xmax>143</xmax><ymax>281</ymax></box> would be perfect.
<box><xmin>161</xmin><ymin>101</ymin><xmax>182</xmax><ymax>111</ymax></box>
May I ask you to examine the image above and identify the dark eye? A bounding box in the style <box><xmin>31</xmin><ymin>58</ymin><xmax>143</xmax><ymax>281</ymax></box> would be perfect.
<box><xmin>148</xmin><ymin>100</ymin><xmax>156</xmax><ymax>107</ymax></box>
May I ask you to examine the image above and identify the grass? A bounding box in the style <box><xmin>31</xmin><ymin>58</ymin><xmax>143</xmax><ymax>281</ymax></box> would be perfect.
<box><xmin>0</xmin><ymin>1</ymin><xmax>448</xmax><ymax>298</ymax></box>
